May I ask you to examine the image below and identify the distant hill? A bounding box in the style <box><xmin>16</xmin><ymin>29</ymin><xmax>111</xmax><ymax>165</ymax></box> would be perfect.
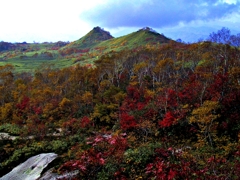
<box><xmin>0</xmin><ymin>26</ymin><xmax>172</xmax><ymax>72</ymax></box>
<box><xmin>62</xmin><ymin>26</ymin><xmax>171</xmax><ymax>53</ymax></box>
<box><xmin>0</xmin><ymin>42</ymin><xmax>26</xmax><ymax>52</ymax></box>
<box><xmin>0</xmin><ymin>41</ymin><xmax>69</xmax><ymax>52</ymax></box>
<box><xmin>63</xmin><ymin>26</ymin><xmax>114</xmax><ymax>50</ymax></box>
<box><xmin>96</xmin><ymin>27</ymin><xmax>171</xmax><ymax>51</ymax></box>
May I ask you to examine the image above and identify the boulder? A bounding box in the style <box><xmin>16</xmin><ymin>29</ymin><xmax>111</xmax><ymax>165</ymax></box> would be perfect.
<box><xmin>0</xmin><ymin>153</ymin><xmax>57</xmax><ymax>180</ymax></box>
<box><xmin>39</xmin><ymin>168</ymin><xmax>79</xmax><ymax>180</ymax></box>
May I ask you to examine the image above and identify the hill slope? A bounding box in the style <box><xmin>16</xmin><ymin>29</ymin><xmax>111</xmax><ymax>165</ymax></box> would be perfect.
<box><xmin>96</xmin><ymin>27</ymin><xmax>171</xmax><ymax>51</ymax></box>
<box><xmin>0</xmin><ymin>27</ymin><xmax>172</xmax><ymax>72</ymax></box>
<box><xmin>63</xmin><ymin>26</ymin><xmax>171</xmax><ymax>53</ymax></box>
<box><xmin>64</xmin><ymin>26</ymin><xmax>113</xmax><ymax>50</ymax></box>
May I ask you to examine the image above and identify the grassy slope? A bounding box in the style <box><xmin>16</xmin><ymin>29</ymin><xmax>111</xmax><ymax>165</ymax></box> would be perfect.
<box><xmin>99</xmin><ymin>29</ymin><xmax>170</xmax><ymax>48</ymax></box>
<box><xmin>0</xmin><ymin>50</ymin><xmax>71</xmax><ymax>73</ymax></box>
<box><xmin>0</xmin><ymin>42</ymin><xmax>72</xmax><ymax>73</ymax></box>
<box><xmin>65</xmin><ymin>27</ymin><xmax>113</xmax><ymax>49</ymax></box>
<box><xmin>0</xmin><ymin>28</ymin><xmax>171</xmax><ymax>73</ymax></box>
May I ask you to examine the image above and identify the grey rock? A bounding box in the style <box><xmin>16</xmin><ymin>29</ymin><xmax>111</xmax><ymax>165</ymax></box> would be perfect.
<box><xmin>39</xmin><ymin>168</ymin><xmax>79</xmax><ymax>180</ymax></box>
<box><xmin>0</xmin><ymin>153</ymin><xmax>57</xmax><ymax>180</ymax></box>
<box><xmin>0</xmin><ymin>132</ymin><xmax>18</xmax><ymax>140</ymax></box>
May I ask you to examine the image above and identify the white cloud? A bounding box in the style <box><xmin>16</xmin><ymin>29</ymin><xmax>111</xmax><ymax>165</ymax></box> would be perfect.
<box><xmin>0</xmin><ymin>0</ymin><xmax>240</xmax><ymax>43</ymax></box>
<box><xmin>0</xmin><ymin>0</ymin><xmax>106</xmax><ymax>42</ymax></box>
<box><xmin>221</xmin><ymin>0</ymin><xmax>239</xmax><ymax>4</ymax></box>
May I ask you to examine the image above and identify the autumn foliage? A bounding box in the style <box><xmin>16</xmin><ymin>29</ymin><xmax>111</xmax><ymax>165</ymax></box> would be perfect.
<box><xmin>1</xmin><ymin>36</ymin><xmax>240</xmax><ymax>179</ymax></box>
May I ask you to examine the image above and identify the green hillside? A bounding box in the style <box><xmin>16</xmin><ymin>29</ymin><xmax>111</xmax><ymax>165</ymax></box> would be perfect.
<box><xmin>63</xmin><ymin>26</ymin><xmax>113</xmax><ymax>50</ymax></box>
<box><xmin>63</xmin><ymin>27</ymin><xmax>171</xmax><ymax>54</ymax></box>
<box><xmin>0</xmin><ymin>42</ymin><xmax>70</xmax><ymax>73</ymax></box>
<box><xmin>0</xmin><ymin>27</ymin><xmax>171</xmax><ymax>72</ymax></box>
<box><xmin>93</xmin><ymin>27</ymin><xmax>170</xmax><ymax>53</ymax></box>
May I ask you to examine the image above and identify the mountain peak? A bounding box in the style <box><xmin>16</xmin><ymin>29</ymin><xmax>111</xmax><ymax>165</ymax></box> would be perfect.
<box><xmin>139</xmin><ymin>27</ymin><xmax>158</xmax><ymax>34</ymax></box>
<box><xmin>63</xmin><ymin>26</ymin><xmax>171</xmax><ymax>51</ymax></box>
<box><xmin>68</xmin><ymin>27</ymin><xmax>113</xmax><ymax>49</ymax></box>
<box><xmin>90</xmin><ymin>26</ymin><xmax>113</xmax><ymax>40</ymax></box>
<box><xmin>93</xmin><ymin>26</ymin><xmax>104</xmax><ymax>32</ymax></box>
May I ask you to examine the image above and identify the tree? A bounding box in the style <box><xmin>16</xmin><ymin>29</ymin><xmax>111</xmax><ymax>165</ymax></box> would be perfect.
<box><xmin>208</xmin><ymin>27</ymin><xmax>231</xmax><ymax>44</ymax></box>
<box><xmin>208</xmin><ymin>27</ymin><xmax>240</xmax><ymax>47</ymax></box>
<box><xmin>0</xmin><ymin>64</ymin><xmax>14</xmax><ymax>106</ymax></box>
<box><xmin>189</xmin><ymin>100</ymin><xmax>220</xmax><ymax>147</ymax></box>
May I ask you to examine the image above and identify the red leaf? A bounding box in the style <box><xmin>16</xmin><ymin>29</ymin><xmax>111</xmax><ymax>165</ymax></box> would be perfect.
<box><xmin>168</xmin><ymin>168</ymin><xmax>177</xmax><ymax>180</ymax></box>
<box><xmin>159</xmin><ymin>111</ymin><xmax>176</xmax><ymax>128</ymax></box>
<box><xmin>120</xmin><ymin>113</ymin><xmax>137</xmax><ymax>130</ymax></box>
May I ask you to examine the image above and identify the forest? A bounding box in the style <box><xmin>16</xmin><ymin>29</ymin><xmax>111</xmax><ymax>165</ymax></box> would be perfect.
<box><xmin>0</xmin><ymin>28</ymin><xmax>240</xmax><ymax>179</ymax></box>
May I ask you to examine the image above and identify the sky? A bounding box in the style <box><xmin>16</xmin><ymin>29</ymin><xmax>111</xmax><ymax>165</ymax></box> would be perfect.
<box><xmin>0</xmin><ymin>0</ymin><xmax>240</xmax><ymax>43</ymax></box>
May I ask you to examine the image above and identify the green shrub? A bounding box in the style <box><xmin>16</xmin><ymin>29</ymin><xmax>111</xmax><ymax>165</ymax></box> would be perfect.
<box><xmin>0</xmin><ymin>123</ymin><xmax>21</xmax><ymax>135</ymax></box>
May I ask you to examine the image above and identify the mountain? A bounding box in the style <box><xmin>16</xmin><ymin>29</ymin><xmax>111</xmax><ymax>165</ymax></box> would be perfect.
<box><xmin>96</xmin><ymin>27</ymin><xmax>171</xmax><ymax>51</ymax></box>
<box><xmin>64</xmin><ymin>26</ymin><xmax>114</xmax><ymax>49</ymax></box>
<box><xmin>63</xmin><ymin>26</ymin><xmax>171</xmax><ymax>52</ymax></box>
<box><xmin>0</xmin><ymin>26</ymin><xmax>172</xmax><ymax>72</ymax></box>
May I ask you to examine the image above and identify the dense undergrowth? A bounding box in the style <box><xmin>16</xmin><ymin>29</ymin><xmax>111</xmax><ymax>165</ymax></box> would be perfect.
<box><xmin>0</xmin><ymin>39</ymin><xmax>240</xmax><ymax>179</ymax></box>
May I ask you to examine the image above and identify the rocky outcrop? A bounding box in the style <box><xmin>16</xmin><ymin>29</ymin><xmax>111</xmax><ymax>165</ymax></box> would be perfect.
<box><xmin>0</xmin><ymin>132</ymin><xmax>18</xmax><ymax>140</ymax></box>
<box><xmin>39</xmin><ymin>168</ymin><xmax>79</xmax><ymax>180</ymax></box>
<box><xmin>0</xmin><ymin>153</ymin><xmax>57</xmax><ymax>180</ymax></box>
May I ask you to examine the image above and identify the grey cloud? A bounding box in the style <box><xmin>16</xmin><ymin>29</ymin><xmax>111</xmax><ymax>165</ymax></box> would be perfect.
<box><xmin>80</xmin><ymin>0</ymin><xmax>240</xmax><ymax>28</ymax></box>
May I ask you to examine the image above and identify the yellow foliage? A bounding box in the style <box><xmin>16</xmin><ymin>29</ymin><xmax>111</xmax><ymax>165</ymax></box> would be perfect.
<box><xmin>81</xmin><ymin>91</ymin><xmax>93</xmax><ymax>104</ymax></box>
<box><xmin>113</xmin><ymin>92</ymin><xmax>126</xmax><ymax>103</ymax></box>
<box><xmin>12</xmin><ymin>91</ymin><xmax>19</xmax><ymax>102</ymax></box>
<box><xmin>42</xmin><ymin>103</ymin><xmax>54</xmax><ymax>117</ymax></box>
<box><xmin>129</xmin><ymin>81</ymin><xmax>138</xmax><ymax>86</ymax></box>
<box><xmin>154</xmin><ymin>58</ymin><xmax>174</xmax><ymax>73</ymax></box>
<box><xmin>144</xmin><ymin>89</ymin><xmax>155</xmax><ymax>99</ymax></box>
<box><xmin>189</xmin><ymin>100</ymin><xmax>220</xmax><ymax>147</ymax></box>
<box><xmin>229</xmin><ymin>67</ymin><xmax>240</xmax><ymax>87</ymax></box>
<box><xmin>190</xmin><ymin>100</ymin><xmax>219</xmax><ymax>126</ymax></box>
<box><xmin>182</xmin><ymin>104</ymin><xmax>189</xmax><ymax>109</ymax></box>
<box><xmin>0</xmin><ymin>103</ymin><xmax>13</xmax><ymax>122</ymax></box>
<box><xmin>99</xmin><ymin>80</ymin><xmax>111</xmax><ymax>90</ymax></box>
<box><xmin>133</xmin><ymin>62</ymin><xmax>147</xmax><ymax>73</ymax></box>
<box><xmin>59</xmin><ymin>98</ymin><xmax>71</xmax><ymax>108</ymax></box>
